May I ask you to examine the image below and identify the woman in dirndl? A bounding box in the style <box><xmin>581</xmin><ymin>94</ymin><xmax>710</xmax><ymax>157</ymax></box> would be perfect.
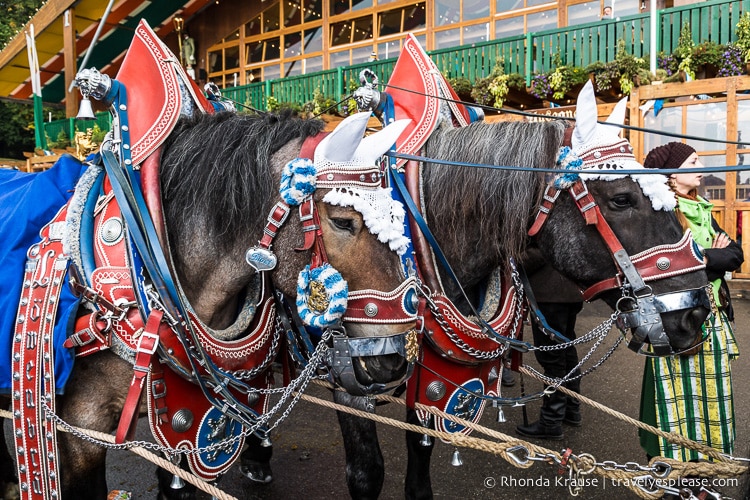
<box><xmin>640</xmin><ymin>141</ymin><xmax>743</xmax><ymax>461</ymax></box>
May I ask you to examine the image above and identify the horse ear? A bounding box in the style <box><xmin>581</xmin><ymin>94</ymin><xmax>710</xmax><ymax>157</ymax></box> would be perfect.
<box><xmin>316</xmin><ymin>112</ymin><xmax>371</xmax><ymax>163</ymax></box>
<box><xmin>572</xmin><ymin>80</ymin><xmax>598</xmax><ymax>150</ymax></box>
<box><xmin>356</xmin><ymin>118</ymin><xmax>411</xmax><ymax>164</ymax></box>
<box><xmin>605</xmin><ymin>96</ymin><xmax>628</xmax><ymax>130</ymax></box>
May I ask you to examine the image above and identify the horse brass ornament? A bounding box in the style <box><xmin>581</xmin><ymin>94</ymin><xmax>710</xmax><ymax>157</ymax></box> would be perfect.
<box><xmin>308</xmin><ymin>280</ymin><xmax>329</xmax><ymax>313</ymax></box>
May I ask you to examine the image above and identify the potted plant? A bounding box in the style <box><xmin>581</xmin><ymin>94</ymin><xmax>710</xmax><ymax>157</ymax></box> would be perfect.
<box><xmin>470</xmin><ymin>60</ymin><xmax>511</xmax><ymax>109</ymax></box>
<box><xmin>447</xmin><ymin>76</ymin><xmax>473</xmax><ymax>102</ymax></box>
<box><xmin>736</xmin><ymin>12</ymin><xmax>750</xmax><ymax>63</ymax></box>
<box><xmin>674</xmin><ymin>21</ymin><xmax>695</xmax><ymax>79</ymax></box>
<box><xmin>586</xmin><ymin>40</ymin><xmax>648</xmax><ymax>97</ymax></box>
<box><xmin>717</xmin><ymin>43</ymin><xmax>744</xmax><ymax>77</ymax></box>
<box><xmin>691</xmin><ymin>40</ymin><xmax>723</xmax><ymax>78</ymax></box>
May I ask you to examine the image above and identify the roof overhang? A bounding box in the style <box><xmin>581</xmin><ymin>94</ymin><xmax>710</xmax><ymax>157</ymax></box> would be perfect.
<box><xmin>0</xmin><ymin>0</ymin><xmax>214</xmax><ymax>104</ymax></box>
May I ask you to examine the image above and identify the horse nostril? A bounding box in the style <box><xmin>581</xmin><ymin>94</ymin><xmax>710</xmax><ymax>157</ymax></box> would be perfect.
<box><xmin>680</xmin><ymin>307</ymin><xmax>710</xmax><ymax>341</ymax></box>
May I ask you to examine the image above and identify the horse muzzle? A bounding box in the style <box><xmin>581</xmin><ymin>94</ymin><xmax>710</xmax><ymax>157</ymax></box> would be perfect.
<box><xmin>327</xmin><ymin>277</ymin><xmax>420</xmax><ymax>396</ymax></box>
<box><xmin>614</xmin><ymin>285</ymin><xmax>712</xmax><ymax>356</ymax></box>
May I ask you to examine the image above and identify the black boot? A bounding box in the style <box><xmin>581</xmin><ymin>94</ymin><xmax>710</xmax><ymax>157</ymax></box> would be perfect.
<box><xmin>564</xmin><ymin>395</ymin><xmax>581</xmax><ymax>427</ymax></box>
<box><xmin>515</xmin><ymin>390</ymin><xmax>566</xmax><ymax>440</ymax></box>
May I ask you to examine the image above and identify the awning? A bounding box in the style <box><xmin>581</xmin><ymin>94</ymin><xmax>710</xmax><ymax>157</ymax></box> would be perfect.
<box><xmin>0</xmin><ymin>0</ymin><xmax>213</xmax><ymax>104</ymax></box>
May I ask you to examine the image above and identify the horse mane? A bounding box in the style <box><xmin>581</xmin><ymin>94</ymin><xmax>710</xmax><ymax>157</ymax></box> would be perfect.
<box><xmin>159</xmin><ymin>110</ymin><xmax>325</xmax><ymax>252</ymax></box>
<box><xmin>423</xmin><ymin>119</ymin><xmax>565</xmax><ymax>267</ymax></box>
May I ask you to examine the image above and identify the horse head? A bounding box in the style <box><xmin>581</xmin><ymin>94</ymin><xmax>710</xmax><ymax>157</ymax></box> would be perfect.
<box><xmin>531</xmin><ymin>81</ymin><xmax>711</xmax><ymax>354</ymax></box>
<box><xmin>161</xmin><ymin>111</ymin><xmax>417</xmax><ymax>396</ymax></box>
<box><xmin>270</xmin><ymin>112</ymin><xmax>418</xmax><ymax>395</ymax></box>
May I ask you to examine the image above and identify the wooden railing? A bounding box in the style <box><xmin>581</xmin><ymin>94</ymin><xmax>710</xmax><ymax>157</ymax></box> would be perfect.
<box><xmin>48</xmin><ymin>0</ymin><xmax>750</xmax><ymax>137</ymax></box>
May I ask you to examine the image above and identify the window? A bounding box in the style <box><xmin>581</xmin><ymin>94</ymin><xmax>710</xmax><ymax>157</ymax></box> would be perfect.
<box><xmin>379</xmin><ymin>3</ymin><xmax>425</xmax><ymax>36</ymax></box>
<box><xmin>331</xmin><ymin>15</ymin><xmax>372</xmax><ymax>46</ymax></box>
<box><xmin>567</xmin><ymin>1</ymin><xmax>600</xmax><ymax>26</ymax></box>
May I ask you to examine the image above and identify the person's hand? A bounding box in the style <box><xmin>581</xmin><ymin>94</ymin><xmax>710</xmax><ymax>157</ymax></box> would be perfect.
<box><xmin>712</xmin><ymin>232</ymin><xmax>731</xmax><ymax>249</ymax></box>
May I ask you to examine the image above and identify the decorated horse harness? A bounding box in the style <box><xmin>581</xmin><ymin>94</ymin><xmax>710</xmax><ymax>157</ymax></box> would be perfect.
<box><xmin>10</xmin><ymin>20</ymin><xmax>419</xmax><ymax>499</ymax></box>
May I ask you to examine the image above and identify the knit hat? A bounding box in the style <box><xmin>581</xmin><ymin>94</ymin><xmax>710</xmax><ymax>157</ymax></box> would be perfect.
<box><xmin>643</xmin><ymin>142</ymin><xmax>696</xmax><ymax>171</ymax></box>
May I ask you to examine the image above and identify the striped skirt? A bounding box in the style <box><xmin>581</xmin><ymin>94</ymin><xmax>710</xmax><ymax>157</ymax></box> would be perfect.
<box><xmin>639</xmin><ymin>310</ymin><xmax>739</xmax><ymax>461</ymax></box>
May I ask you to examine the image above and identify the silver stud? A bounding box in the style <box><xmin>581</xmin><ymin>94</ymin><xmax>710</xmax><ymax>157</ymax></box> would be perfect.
<box><xmin>124</xmin><ymin>159</ymin><xmax>132</xmax><ymax>165</ymax></box>
<box><xmin>425</xmin><ymin>381</ymin><xmax>447</xmax><ymax>401</ymax></box>
<box><xmin>364</xmin><ymin>303</ymin><xmax>378</xmax><ymax>317</ymax></box>
<box><xmin>619</xmin><ymin>146</ymin><xmax>626</xmax><ymax>153</ymax></box>
<box><xmin>122</xmin><ymin>125</ymin><xmax>129</xmax><ymax>131</ymax></box>
<box><xmin>12</xmin><ymin>372</ymin><xmax>20</xmax><ymax>381</ymax></box>
<box><xmin>327</xmin><ymin>173</ymin><xmax>334</xmax><ymax>181</ymax></box>
<box><xmin>17</xmin><ymin>447</ymin><xmax>24</xmax><ymax>455</ymax></box>
<box><xmin>13</xmin><ymin>353</ymin><xmax>20</xmax><ymax>361</ymax></box>
<box><xmin>593</xmin><ymin>151</ymin><xmax>602</xmax><ymax>159</ymax></box>
<box><xmin>21</xmin><ymin>482</ymin><xmax>28</xmax><ymax>491</ymax></box>
<box><xmin>119</xmin><ymin>104</ymin><xmax>127</xmax><ymax>110</ymax></box>
<box><xmin>20</xmin><ymin>298</ymin><xmax>28</xmax><ymax>306</ymax></box>
<box><xmin>123</xmin><ymin>144</ymin><xmax>130</xmax><ymax>150</ymax></box>
<box><xmin>17</xmin><ymin>315</ymin><xmax>25</xmax><ymax>323</ymax></box>
<box><xmin>656</xmin><ymin>257</ymin><xmax>671</xmax><ymax>271</ymax></box>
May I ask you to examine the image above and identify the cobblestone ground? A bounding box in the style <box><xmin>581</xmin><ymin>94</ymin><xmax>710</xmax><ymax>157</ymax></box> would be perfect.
<box><xmin>5</xmin><ymin>299</ymin><xmax>750</xmax><ymax>499</ymax></box>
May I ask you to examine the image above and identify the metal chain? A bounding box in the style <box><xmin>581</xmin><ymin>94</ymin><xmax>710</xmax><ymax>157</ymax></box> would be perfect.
<box><xmin>423</xmin><ymin>264</ymin><xmax>526</xmax><ymax>361</ymax></box>
<box><xmin>523</xmin><ymin>330</ymin><xmax>623</xmax><ymax>387</ymax></box>
<box><xmin>43</xmin><ymin>330</ymin><xmax>333</xmax><ymax>457</ymax></box>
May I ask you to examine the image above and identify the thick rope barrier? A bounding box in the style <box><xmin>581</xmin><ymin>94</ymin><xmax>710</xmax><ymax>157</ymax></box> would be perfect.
<box><xmin>0</xmin><ymin>408</ymin><xmax>238</xmax><ymax>500</ymax></box>
<box><xmin>518</xmin><ymin>365</ymin><xmax>730</xmax><ymax>461</ymax></box>
<box><xmin>306</xmin><ymin>379</ymin><xmax>748</xmax><ymax>499</ymax></box>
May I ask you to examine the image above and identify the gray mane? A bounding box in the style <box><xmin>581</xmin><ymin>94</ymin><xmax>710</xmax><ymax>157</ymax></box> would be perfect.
<box><xmin>423</xmin><ymin>119</ymin><xmax>565</xmax><ymax>273</ymax></box>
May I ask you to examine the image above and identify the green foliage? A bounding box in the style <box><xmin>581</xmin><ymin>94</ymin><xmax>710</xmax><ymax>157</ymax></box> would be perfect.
<box><xmin>675</xmin><ymin>22</ymin><xmax>695</xmax><ymax>78</ymax></box>
<box><xmin>546</xmin><ymin>54</ymin><xmax>590</xmax><ymax>100</ymax></box>
<box><xmin>302</xmin><ymin>87</ymin><xmax>339</xmax><ymax>116</ymax></box>
<box><xmin>0</xmin><ymin>100</ymin><xmax>35</xmax><ymax>158</ymax></box>
<box><xmin>90</xmin><ymin>124</ymin><xmax>107</xmax><ymax>144</ymax></box>
<box><xmin>587</xmin><ymin>40</ymin><xmax>647</xmax><ymax>94</ymax></box>
<box><xmin>736</xmin><ymin>12</ymin><xmax>750</xmax><ymax>62</ymax></box>
<box><xmin>49</xmin><ymin>129</ymin><xmax>69</xmax><ymax>149</ymax></box>
<box><xmin>470</xmin><ymin>59</ymin><xmax>510</xmax><ymax>108</ymax></box>
<box><xmin>0</xmin><ymin>0</ymin><xmax>44</xmax><ymax>48</ymax></box>
<box><xmin>447</xmin><ymin>77</ymin><xmax>473</xmax><ymax>102</ymax></box>
<box><xmin>691</xmin><ymin>41</ymin><xmax>723</xmax><ymax>68</ymax></box>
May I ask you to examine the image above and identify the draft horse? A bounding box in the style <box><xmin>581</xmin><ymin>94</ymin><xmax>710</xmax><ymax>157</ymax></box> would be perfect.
<box><xmin>0</xmin><ymin>20</ymin><xmax>417</xmax><ymax>500</ymax></box>
<box><xmin>336</xmin><ymin>64</ymin><xmax>711</xmax><ymax>497</ymax></box>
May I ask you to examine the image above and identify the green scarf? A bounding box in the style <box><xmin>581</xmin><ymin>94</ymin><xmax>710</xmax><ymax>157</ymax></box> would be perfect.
<box><xmin>677</xmin><ymin>195</ymin><xmax>721</xmax><ymax>305</ymax></box>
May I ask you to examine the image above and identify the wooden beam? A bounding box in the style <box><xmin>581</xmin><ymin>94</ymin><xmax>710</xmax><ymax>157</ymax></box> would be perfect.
<box><xmin>63</xmin><ymin>8</ymin><xmax>77</xmax><ymax>118</ymax></box>
<box><xmin>0</xmin><ymin>0</ymin><xmax>76</xmax><ymax>69</ymax></box>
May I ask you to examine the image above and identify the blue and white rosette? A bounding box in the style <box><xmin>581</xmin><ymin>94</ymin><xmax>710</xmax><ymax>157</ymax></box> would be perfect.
<box><xmin>280</xmin><ymin>158</ymin><xmax>317</xmax><ymax>205</ymax></box>
<box><xmin>296</xmin><ymin>263</ymin><xmax>349</xmax><ymax>328</ymax></box>
<box><xmin>553</xmin><ymin>146</ymin><xmax>583</xmax><ymax>189</ymax></box>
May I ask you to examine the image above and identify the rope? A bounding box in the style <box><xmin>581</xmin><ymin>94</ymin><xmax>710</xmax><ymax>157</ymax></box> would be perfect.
<box><xmin>518</xmin><ymin>366</ymin><xmax>731</xmax><ymax>462</ymax></box>
<box><xmin>0</xmin><ymin>408</ymin><xmax>237</xmax><ymax>500</ymax></box>
<box><xmin>306</xmin><ymin>378</ymin><xmax>748</xmax><ymax>499</ymax></box>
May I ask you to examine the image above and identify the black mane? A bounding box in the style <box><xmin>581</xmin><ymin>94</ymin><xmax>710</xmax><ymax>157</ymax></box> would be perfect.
<box><xmin>159</xmin><ymin>110</ymin><xmax>324</xmax><ymax>251</ymax></box>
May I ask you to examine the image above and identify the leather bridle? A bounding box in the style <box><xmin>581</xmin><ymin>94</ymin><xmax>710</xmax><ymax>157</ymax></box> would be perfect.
<box><xmin>247</xmin><ymin>134</ymin><xmax>419</xmax><ymax>396</ymax></box>
<box><xmin>528</xmin><ymin>174</ymin><xmax>711</xmax><ymax>355</ymax></box>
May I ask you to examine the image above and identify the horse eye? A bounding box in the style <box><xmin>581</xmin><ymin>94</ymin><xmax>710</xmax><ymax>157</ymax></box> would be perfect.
<box><xmin>610</xmin><ymin>194</ymin><xmax>632</xmax><ymax>209</ymax></box>
<box><xmin>331</xmin><ymin>218</ymin><xmax>355</xmax><ymax>233</ymax></box>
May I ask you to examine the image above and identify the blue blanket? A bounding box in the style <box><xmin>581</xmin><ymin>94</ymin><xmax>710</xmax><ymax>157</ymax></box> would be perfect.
<box><xmin>0</xmin><ymin>155</ymin><xmax>88</xmax><ymax>394</ymax></box>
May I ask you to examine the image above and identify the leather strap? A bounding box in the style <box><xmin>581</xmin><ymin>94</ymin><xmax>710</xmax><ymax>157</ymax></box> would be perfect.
<box><xmin>115</xmin><ymin>309</ymin><xmax>162</xmax><ymax>443</ymax></box>
<box><xmin>12</xmin><ymin>209</ymin><xmax>67</xmax><ymax>500</ymax></box>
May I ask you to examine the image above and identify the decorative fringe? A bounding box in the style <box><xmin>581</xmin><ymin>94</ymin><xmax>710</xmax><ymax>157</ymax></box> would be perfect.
<box><xmin>280</xmin><ymin>158</ymin><xmax>317</xmax><ymax>206</ymax></box>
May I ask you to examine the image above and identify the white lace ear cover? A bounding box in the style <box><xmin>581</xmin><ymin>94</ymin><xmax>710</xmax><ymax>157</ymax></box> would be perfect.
<box><xmin>322</xmin><ymin>187</ymin><xmax>410</xmax><ymax>256</ymax></box>
<box><xmin>571</xmin><ymin>81</ymin><xmax>676</xmax><ymax>212</ymax></box>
